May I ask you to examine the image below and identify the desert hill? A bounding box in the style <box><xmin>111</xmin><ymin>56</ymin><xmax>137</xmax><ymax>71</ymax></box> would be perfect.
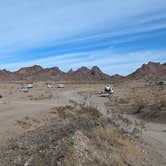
<box><xmin>0</xmin><ymin>62</ymin><xmax>165</xmax><ymax>82</ymax></box>
<box><xmin>127</xmin><ymin>62</ymin><xmax>166</xmax><ymax>81</ymax></box>
<box><xmin>0</xmin><ymin>65</ymin><xmax>112</xmax><ymax>81</ymax></box>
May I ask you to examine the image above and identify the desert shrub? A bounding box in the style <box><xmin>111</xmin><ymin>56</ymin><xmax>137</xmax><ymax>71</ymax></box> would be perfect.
<box><xmin>79</xmin><ymin>105</ymin><xmax>102</xmax><ymax>118</ymax></box>
<box><xmin>0</xmin><ymin>104</ymin><xmax>141</xmax><ymax>166</ymax></box>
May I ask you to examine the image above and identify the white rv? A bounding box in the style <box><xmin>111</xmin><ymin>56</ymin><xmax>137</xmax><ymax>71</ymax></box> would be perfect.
<box><xmin>21</xmin><ymin>87</ymin><xmax>29</xmax><ymax>92</ymax></box>
<box><xmin>57</xmin><ymin>84</ymin><xmax>64</xmax><ymax>88</ymax></box>
<box><xmin>22</xmin><ymin>84</ymin><xmax>33</xmax><ymax>89</ymax></box>
<box><xmin>104</xmin><ymin>84</ymin><xmax>114</xmax><ymax>94</ymax></box>
<box><xmin>47</xmin><ymin>84</ymin><xmax>53</xmax><ymax>88</ymax></box>
<box><xmin>21</xmin><ymin>83</ymin><xmax>33</xmax><ymax>92</ymax></box>
<box><xmin>99</xmin><ymin>84</ymin><xmax>114</xmax><ymax>97</ymax></box>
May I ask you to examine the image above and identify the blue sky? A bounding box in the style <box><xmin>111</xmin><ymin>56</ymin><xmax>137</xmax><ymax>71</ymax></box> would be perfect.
<box><xmin>0</xmin><ymin>0</ymin><xmax>166</xmax><ymax>75</ymax></box>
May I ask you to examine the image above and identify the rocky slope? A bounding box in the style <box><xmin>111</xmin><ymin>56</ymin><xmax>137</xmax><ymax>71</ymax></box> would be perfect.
<box><xmin>0</xmin><ymin>61</ymin><xmax>165</xmax><ymax>82</ymax></box>
<box><xmin>127</xmin><ymin>62</ymin><xmax>166</xmax><ymax>81</ymax></box>
<box><xmin>0</xmin><ymin>65</ymin><xmax>112</xmax><ymax>82</ymax></box>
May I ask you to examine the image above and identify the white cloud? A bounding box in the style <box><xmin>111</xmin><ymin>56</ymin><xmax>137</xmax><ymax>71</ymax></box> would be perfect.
<box><xmin>0</xmin><ymin>0</ymin><xmax>166</xmax><ymax>51</ymax></box>
<box><xmin>0</xmin><ymin>48</ymin><xmax>165</xmax><ymax>76</ymax></box>
<box><xmin>0</xmin><ymin>0</ymin><xmax>165</xmax><ymax>74</ymax></box>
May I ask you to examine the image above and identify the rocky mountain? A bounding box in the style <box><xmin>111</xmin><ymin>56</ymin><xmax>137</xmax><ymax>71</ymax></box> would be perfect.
<box><xmin>127</xmin><ymin>62</ymin><xmax>166</xmax><ymax>81</ymax></box>
<box><xmin>0</xmin><ymin>65</ymin><xmax>112</xmax><ymax>81</ymax></box>
<box><xmin>67</xmin><ymin>66</ymin><xmax>111</xmax><ymax>81</ymax></box>
<box><xmin>0</xmin><ymin>62</ymin><xmax>165</xmax><ymax>82</ymax></box>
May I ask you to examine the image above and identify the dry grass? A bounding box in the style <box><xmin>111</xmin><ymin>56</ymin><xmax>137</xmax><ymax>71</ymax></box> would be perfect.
<box><xmin>60</xmin><ymin>105</ymin><xmax>141</xmax><ymax>166</ymax></box>
<box><xmin>110</xmin><ymin>83</ymin><xmax>166</xmax><ymax>122</ymax></box>
<box><xmin>0</xmin><ymin>105</ymin><xmax>143</xmax><ymax>166</ymax></box>
<box><xmin>94</xmin><ymin>126</ymin><xmax>142</xmax><ymax>163</ymax></box>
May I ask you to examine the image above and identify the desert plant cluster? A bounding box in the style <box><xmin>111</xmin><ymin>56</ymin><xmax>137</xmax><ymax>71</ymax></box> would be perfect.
<box><xmin>0</xmin><ymin>105</ymin><xmax>143</xmax><ymax>166</ymax></box>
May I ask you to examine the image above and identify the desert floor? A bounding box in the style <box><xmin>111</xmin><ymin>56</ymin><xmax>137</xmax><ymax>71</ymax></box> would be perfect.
<box><xmin>0</xmin><ymin>81</ymin><xmax>165</xmax><ymax>165</ymax></box>
<box><xmin>0</xmin><ymin>83</ymin><xmax>106</xmax><ymax>141</ymax></box>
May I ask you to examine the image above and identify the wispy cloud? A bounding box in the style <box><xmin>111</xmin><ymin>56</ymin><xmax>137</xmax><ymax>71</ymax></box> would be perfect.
<box><xmin>1</xmin><ymin>48</ymin><xmax>165</xmax><ymax>76</ymax></box>
<box><xmin>0</xmin><ymin>0</ymin><xmax>165</xmax><ymax>74</ymax></box>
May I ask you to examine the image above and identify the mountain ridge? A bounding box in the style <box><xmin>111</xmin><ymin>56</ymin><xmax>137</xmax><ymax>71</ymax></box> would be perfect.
<box><xmin>0</xmin><ymin>62</ymin><xmax>165</xmax><ymax>82</ymax></box>
<box><xmin>0</xmin><ymin>65</ymin><xmax>112</xmax><ymax>81</ymax></box>
<box><xmin>127</xmin><ymin>61</ymin><xmax>166</xmax><ymax>81</ymax></box>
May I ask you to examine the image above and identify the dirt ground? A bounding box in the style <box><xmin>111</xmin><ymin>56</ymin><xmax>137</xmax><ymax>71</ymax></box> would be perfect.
<box><xmin>111</xmin><ymin>81</ymin><xmax>166</xmax><ymax>165</ymax></box>
<box><xmin>0</xmin><ymin>81</ymin><xmax>165</xmax><ymax>165</ymax></box>
<box><xmin>0</xmin><ymin>83</ymin><xmax>105</xmax><ymax>142</ymax></box>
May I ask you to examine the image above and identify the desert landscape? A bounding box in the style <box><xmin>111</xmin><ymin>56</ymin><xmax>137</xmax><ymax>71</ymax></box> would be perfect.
<box><xmin>0</xmin><ymin>62</ymin><xmax>165</xmax><ymax>165</ymax></box>
<box><xmin>0</xmin><ymin>1</ymin><xmax>165</xmax><ymax>165</ymax></box>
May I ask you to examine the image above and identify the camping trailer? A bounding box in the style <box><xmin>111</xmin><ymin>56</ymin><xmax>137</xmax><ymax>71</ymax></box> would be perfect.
<box><xmin>22</xmin><ymin>84</ymin><xmax>33</xmax><ymax>89</ymax></box>
<box><xmin>21</xmin><ymin>87</ymin><xmax>29</xmax><ymax>92</ymax></box>
<box><xmin>21</xmin><ymin>83</ymin><xmax>33</xmax><ymax>92</ymax></box>
<box><xmin>27</xmin><ymin>84</ymin><xmax>33</xmax><ymax>88</ymax></box>
<box><xmin>99</xmin><ymin>84</ymin><xmax>114</xmax><ymax>97</ymax></box>
<box><xmin>57</xmin><ymin>84</ymin><xmax>64</xmax><ymax>88</ymax></box>
<box><xmin>47</xmin><ymin>84</ymin><xmax>53</xmax><ymax>88</ymax></box>
<box><xmin>157</xmin><ymin>81</ymin><xmax>166</xmax><ymax>85</ymax></box>
<box><xmin>104</xmin><ymin>84</ymin><xmax>113</xmax><ymax>94</ymax></box>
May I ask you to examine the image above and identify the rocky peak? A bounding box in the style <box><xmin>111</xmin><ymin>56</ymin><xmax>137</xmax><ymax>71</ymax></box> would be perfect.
<box><xmin>17</xmin><ymin>65</ymin><xmax>43</xmax><ymax>74</ymax></box>
<box><xmin>91</xmin><ymin>66</ymin><xmax>102</xmax><ymax>73</ymax></box>
<box><xmin>127</xmin><ymin>61</ymin><xmax>166</xmax><ymax>80</ymax></box>
<box><xmin>67</xmin><ymin>68</ymin><xmax>74</xmax><ymax>74</ymax></box>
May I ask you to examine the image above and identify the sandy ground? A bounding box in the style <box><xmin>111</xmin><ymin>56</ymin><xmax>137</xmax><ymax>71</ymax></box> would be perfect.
<box><xmin>0</xmin><ymin>82</ymin><xmax>166</xmax><ymax>165</ymax></box>
<box><xmin>0</xmin><ymin>83</ymin><xmax>105</xmax><ymax>142</ymax></box>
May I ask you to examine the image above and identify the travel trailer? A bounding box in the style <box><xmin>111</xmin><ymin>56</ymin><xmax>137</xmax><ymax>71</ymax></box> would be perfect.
<box><xmin>21</xmin><ymin>87</ymin><xmax>29</xmax><ymax>92</ymax></box>
<box><xmin>104</xmin><ymin>84</ymin><xmax>114</xmax><ymax>94</ymax></box>
<box><xmin>99</xmin><ymin>84</ymin><xmax>114</xmax><ymax>97</ymax></box>
<box><xmin>57</xmin><ymin>84</ymin><xmax>64</xmax><ymax>88</ymax></box>
<box><xmin>22</xmin><ymin>84</ymin><xmax>33</xmax><ymax>89</ymax></box>
<box><xmin>21</xmin><ymin>83</ymin><xmax>33</xmax><ymax>92</ymax></box>
<box><xmin>47</xmin><ymin>84</ymin><xmax>53</xmax><ymax>88</ymax></box>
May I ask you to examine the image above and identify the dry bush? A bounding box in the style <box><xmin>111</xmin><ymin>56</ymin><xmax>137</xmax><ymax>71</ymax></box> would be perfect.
<box><xmin>94</xmin><ymin>127</ymin><xmax>142</xmax><ymax>160</ymax></box>
<box><xmin>95</xmin><ymin>127</ymin><xmax>120</xmax><ymax>147</ymax></box>
<box><xmin>79</xmin><ymin>105</ymin><xmax>103</xmax><ymax>118</ymax></box>
<box><xmin>57</xmin><ymin>105</ymin><xmax>140</xmax><ymax>165</ymax></box>
<box><xmin>110</xmin><ymin>83</ymin><xmax>166</xmax><ymax>123</ymax></box>
<box><xmin>114</xmin><ymin>84</ymin><xmax>165</xmax><ymax>111</ymax></box>
<box><xmin>0</xmin><ymin>105</ymin><xmax>142</xmax><ymax>166</ymax></box>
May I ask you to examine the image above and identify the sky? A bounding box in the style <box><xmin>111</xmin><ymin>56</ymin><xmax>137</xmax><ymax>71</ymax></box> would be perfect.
<box><xmin>0</xmin><ymin>0</ymin><xmax>166</xmax><ymax>76</ymax></box>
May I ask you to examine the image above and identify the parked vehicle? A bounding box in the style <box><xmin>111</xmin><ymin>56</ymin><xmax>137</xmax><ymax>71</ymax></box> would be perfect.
<box><xmin>104</xmin><ymin>84</ymin><xmax>113</xmax><ymax>94</ymax></box>
<box><xmin>99</xmin><ymin>84</ymin><xmax>114</xmax><ymax>97</ymax></box>
<box><xmin>27</xmin><ymin>84</ymin><xmax>33</xmax><ymax>88</ymax></box>
<box><xmin>21</xmin><ymin>83</ymin><xmax>33</xmax><ymax>92</ymax></box>
<box><xmin>22</xmin><ymin>84</ymin><xmax>33</xmax><ymax>89</ymax></box>
<box><xmin>22</xmin><ymin>87</ymin><xmax>29</xmax><ymax>92</ymax></box>
<box><xmin>157</xmin><ymin>81</ymin><xmax>166</xmax><ymax>85</ymax></box>
<box><xmin>47</xmin><ymin>84</ymin><xmax>53</xmax><ymax>88</ymax></box>
<box><xmin>57</xmin><ymin>84</ymin><xmax>64</xmax><ymax>88</ymax></box>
